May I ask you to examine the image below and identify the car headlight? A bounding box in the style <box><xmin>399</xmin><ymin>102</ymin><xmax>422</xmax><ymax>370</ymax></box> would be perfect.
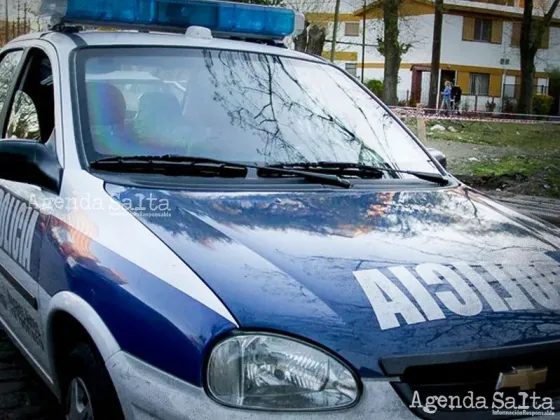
<box><xmin>206</xmin><ymin>333</ymin><xmax>360</xmax><ymax>410</ymax></box>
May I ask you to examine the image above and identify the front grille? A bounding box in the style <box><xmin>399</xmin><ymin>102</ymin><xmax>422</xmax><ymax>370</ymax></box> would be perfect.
<box><xmin>382</xmin><ymin>342</ymin><xmax>560</xmax><ymax>419</ymax></box>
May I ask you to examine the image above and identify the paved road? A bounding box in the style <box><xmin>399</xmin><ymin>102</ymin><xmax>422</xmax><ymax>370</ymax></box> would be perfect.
<box><xmin>0</xmin><ymin>330</ymin><xmax>62</xmax><ymax>420</ymax></box>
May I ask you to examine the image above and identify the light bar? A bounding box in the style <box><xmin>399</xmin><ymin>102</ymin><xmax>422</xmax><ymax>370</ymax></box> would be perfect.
<box><xmin>42</xmin><ymin>0</ymin><xmax>304</xmax><ymax>39</ymax></box>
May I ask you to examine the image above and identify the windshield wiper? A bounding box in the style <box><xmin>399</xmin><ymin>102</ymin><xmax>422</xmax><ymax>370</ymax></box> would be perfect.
<box><xmin>268</xmin><ymin>162</ymin><xmax>450</xmax><ymax>186</ymax></box>
<box><xmin>89</xmin><ymin>155</ymin><xmax>352</xmax><ymax>189</ymax></box>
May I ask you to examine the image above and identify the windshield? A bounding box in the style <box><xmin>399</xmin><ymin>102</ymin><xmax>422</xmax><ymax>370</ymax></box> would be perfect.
<box><xmin>76</xmin><ymin>47</ymin><xmax>438</xmax><ymax>175</ymax></box>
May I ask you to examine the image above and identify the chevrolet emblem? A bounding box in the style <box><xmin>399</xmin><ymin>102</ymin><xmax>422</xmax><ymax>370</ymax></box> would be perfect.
<box><xmin>496</xmin><ymin>366</ymin><xmax>548</xmax><ymax>391</ymax></box>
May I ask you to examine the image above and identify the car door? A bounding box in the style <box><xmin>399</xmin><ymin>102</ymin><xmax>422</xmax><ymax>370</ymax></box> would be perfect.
<box><xmin>0</xmin><ymin>45</ymin><xmax>59</xmax><ymax>371</ymax></box>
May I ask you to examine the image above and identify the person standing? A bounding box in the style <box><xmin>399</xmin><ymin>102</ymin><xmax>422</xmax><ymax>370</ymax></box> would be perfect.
<box><xmin>441</xmin><ymin>80</ymin><xmax>452</xmax><ymax>115</ymax></box>
<box><xmin>451</xmin><ymin>83</ymin><xmax>462</xmax><ymax>115</ymax></box>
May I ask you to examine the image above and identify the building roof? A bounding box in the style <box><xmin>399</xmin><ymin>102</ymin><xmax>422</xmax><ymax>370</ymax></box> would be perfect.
<box><xmin>354</xmin><ymin>0</ymin><xmax>560</xmax><ymax>20</ymax></box>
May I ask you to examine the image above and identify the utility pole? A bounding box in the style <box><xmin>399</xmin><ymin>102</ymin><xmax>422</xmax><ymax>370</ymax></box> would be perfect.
<box><xmin>330</xmin><ymin>0</ymin><xmax>341</xmax><ymax>62</ymax></box>
<box><xmin>16</xmin><ymin>0</ymin><xmax>20</xmax><ymax>37</ymax></box>
<box><xmin>428</xmin><ymin>0</ymin><xmax>443</xmax><ymax>111</ymax></box>
<box><xmin>4</xmin><ymin>0</ymin><xmax>9</xmax><ymax>44</ymax></box>
<box><xmin>361</xmin><ymin>0</ymin><xmax>366</xmax><ymax>82</ymax></box>
<box><xmin>23</xmin><ymin>3</ymin><xmax>27</xmax><ymax>34</ymax></box>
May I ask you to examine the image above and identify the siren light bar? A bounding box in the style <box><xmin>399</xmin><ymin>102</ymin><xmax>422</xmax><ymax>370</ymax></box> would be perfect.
<box><xmin>41</xmin><ymin>0</ymin><xmax>305</xmax><ymax>39</ymax></box>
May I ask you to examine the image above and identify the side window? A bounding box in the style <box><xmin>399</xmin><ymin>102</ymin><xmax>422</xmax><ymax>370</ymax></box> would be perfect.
<box><xmin>0</xmin><ymin>50</ymin><xmax>24</xmax><ymax>115</ymax></box>
<box><xmin>6</xmin><ymin>91</ymin><xmax>40</xmax><ymax>140</ymax></box>
<box><xmin>3</xmin><ymin>49</ymin><xmax>54</xmax><ymax>142</ymax></box>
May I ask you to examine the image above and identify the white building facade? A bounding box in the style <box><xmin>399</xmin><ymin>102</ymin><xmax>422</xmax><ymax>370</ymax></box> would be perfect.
<box><xmin>306</xmin><ymin>0</ymin><xmax>560</xmax><ymax>111</ymax></box>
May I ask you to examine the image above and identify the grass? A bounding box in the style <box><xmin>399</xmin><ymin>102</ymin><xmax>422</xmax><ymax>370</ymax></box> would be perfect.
<box><xmin>456</xmin><ymin>156</ymin><xmax>544</xmax><ymax>177</ymax></box>
<box><xmin>401</xmin><ymin>117</ymin><xmax>560</xmax><ymax>198</ymax></box>
<box><xmin>403</xmin><ymin>117</ymin><xmax>560</xmax><ymax>151</ymax></box>
<box><xmin>458</xmin><ymin>156</ymin><xmax>560</xmax><ymax>198</ymax></box>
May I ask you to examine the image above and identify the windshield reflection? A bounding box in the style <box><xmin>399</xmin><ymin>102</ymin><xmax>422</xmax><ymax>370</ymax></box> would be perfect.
<box><xmin>80</xmin><ymin>48</ymin><xmax>436</xmax><ymax>177</ymax></box>
<box><xmin>108</xmin><ymin>186</ymin><xmax>545</xmax><ymax>251</ymax></box>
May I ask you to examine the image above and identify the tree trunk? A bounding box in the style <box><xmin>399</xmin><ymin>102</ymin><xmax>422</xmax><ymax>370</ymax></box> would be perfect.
<box><xmin>428</xmin><ymin>0</ymin><xmax>443</xmax><ymax>111</ymax></box>
<box><xmin>518</xmin><ymin>0</ymin><xmax>535</xmax><ymax>114</ymax></box>
<box><xmin>517</xmin><ymin>0</ymin><xmax>559</xmax><ymax>113</ymax></box>
<box><xmin>4</xmin><ymin>0</ymin><xmax>9</xmax><ymax>44</ymax></box>
<box><xmin>518</xmin><ymin>52</ymin><xmax>536</xmax><ymax>114</ymax></box>
<box><xmin>382</xmin><ymin>0</ymin><xmax>400</xmax><ymax>105</ymax></box>
<box><xmin>293</xmin><ymin>21</ymin><xmax>309</xmax><ymax>52</ymax></box>
<box><xmin>307</xmin><ymin>25</ymin><xmax>326</xmax><ymax>56</ymax></box>
<box><xmin>330</xmin><ymin>0</ymin><xmax>341</xmax><ymax>62</ymax></box>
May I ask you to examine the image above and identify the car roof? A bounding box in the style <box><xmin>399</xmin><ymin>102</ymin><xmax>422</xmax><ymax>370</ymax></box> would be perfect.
<box><xmin>9</xmin><ymin>30</ymin><xmax>323</xmax><ymax>63</ymax></box>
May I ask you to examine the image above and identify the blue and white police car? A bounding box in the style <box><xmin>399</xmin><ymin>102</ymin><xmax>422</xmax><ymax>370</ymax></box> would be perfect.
<box><xmin>0</xmin><ymin>0</ymin><xmax>559</xmax><ymax>419</ymax></box>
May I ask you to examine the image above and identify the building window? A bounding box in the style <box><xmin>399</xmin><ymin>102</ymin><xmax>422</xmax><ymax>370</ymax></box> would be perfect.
<box><xmin>474</xmin><ymin>18</ymin><xmax>492</xmax><ymax>42</ymax></box>
<box><xmin>345</xmin><ymin>62</ymin><xmax>357</xmax><ymax>77</ymax></box>
<box><xmin>511</xmin><ymin>21</ymin><xmax>521</xmax><ymax>47</ymax></box>
<box><xmin>511</xmin><ymin>21</ymin><xmax>548</xmax><ymax>48</ymax></box>
<box><xmin>344</xmin><ymin>22</ymin><xmax>360</xmax><ymax>37</ymax></box>
<box><xmin>470</xmin><ymin>73</ymin><xmax>490</xmax><ymax>95</ymax></box>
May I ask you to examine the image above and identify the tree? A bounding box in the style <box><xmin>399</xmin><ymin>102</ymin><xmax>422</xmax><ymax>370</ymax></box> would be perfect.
<box><xmin>330</xmin><ymin>0</ymin><xmax>342</xmax><ymax>61</ymax></box>
<box><xmin>518</xmin><ymin>0</ymin><xmax>560</xmax><ymax>114</ymax></box>
<box><xmin>4</xmin><ymin>0</ymin><xmax>9</xmax><ymax>45</ymax></box>
<box><xmin>428</xmin><ymin>0</ymin><xmax>443</xmax><ymax>111</ymax></box>
<box><xmin>376</xmin><ymin>0</ymin><xmax>412</xmax><ymax>105</ymax></box>
<box><xmin>359</xmin><ymin>0</ymin><xmax>417</xmax><ymax>105</ymax></box>
<box><xmin>231</xmin><ymin>0</ymin><xmax>327</xmax><ymax>54</ymax></box>
<box><xmin>293</xmin><ymin>20</ymin><xmax>327</xmax><ymax>54</ymax></box>
<box><xmin>380</xmin><ymin>0</ymin><xmax>399</xmax><ymax>104</ymax></box>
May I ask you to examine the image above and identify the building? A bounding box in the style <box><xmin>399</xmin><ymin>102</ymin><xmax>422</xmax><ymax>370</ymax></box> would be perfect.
<box><xmin>306</xmin><ymin>0</ymin><xmax>560</xmax><ymax>111</ymax></box>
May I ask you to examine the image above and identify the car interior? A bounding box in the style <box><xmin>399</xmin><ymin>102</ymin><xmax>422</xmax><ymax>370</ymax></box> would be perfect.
<box><xmin>5</xmin><ymin>48</ymin><xmax>55</xmax><ymax>144</ymax></box>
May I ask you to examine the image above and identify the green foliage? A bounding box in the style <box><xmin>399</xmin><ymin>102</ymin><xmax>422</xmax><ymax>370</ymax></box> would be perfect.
<box><xmin>376</xmin><ymin>37</ymin><xmax>412</xmax><ymax>57</ymax></box>
<box><xmin>461</xmin><ymin>156</ymin><xmax>560</xmax><ymax>198</ymax></box>
<box><xmin>405</xmin><ymin>119</ymin><xmax>560</xmax><ymax>198</ymax></box>
<box><xmin>549</xmin><ymin>67</ymin><xmax>560</xmax><ymax>87</ymax></box>
<box><xmin>532</xmin><ymin>93</ymin><xmax>554</xmax><ymax>115</ymax></box>
<box><xmin>485</xmin><ymin>100</ymin><xmax>496</xmax><ymax>112</ymax></box>
<box><xmin>502</xmin><ymin>98</ymin><xmax>516</xmax><ymax>113</ymax></box>
<box><xmin>365</xmin><ymin>79</ymin><xmax>384</xmax><ymax>97</ymax></box>
<box><xmin>418</xmin><ymin>119</ymin><xmax>560</xmax><ymax>150</ymax></box>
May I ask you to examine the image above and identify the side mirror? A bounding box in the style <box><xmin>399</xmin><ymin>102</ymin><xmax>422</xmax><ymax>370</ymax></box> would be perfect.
<box><xmin>427</xmin><ymin>148</ymin><xmax>447</xmax><ymax>170</ymax></box>
<box><xmin>0</xmin><ymin>141</ymin><xmax>62</xmax><ymax>193</ymax></box>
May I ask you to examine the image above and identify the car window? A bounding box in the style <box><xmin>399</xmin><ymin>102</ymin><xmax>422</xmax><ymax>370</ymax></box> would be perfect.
<box><xmin>77</xmin><ymin>48</ymin><xmax>437</xmax><ymax>175</ymax></box>
<box><xmin>6</xmin><ymin>91</ymin><xmax>41</xmax><ymax>140</ymax></box>
<box><xmin>3</xmin><ymin>49</ymin><xmax>55</xmax><ymax>142</ymax></box>
<box><xmin>0</xmin><ymin>50</ymin><xmax>23</xmax><ymax>116</ymax></box>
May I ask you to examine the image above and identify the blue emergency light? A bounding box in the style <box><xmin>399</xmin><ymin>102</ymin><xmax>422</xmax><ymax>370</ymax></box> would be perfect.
<box><xmin>42</xmin><ymin>0</ymin><xmax>303</xmax><ymax>39</ymax></box>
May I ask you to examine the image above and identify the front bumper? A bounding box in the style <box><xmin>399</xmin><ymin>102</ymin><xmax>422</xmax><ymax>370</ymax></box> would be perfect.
<box><xmin>106</xmin><ymin>351</ymin><xmax>555</xmax><ymax>420</ymax></box>
<box><xmin>106</xmin><ymin>351</ymin><xmax>418</xmax><ymax>420</ymax></box>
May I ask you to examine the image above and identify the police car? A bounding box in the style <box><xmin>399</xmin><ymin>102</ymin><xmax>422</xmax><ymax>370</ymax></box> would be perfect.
<box><xmin>0</xmin><ymin>0</ymin><xmax>559</xmax><ymax>419</ymax></box>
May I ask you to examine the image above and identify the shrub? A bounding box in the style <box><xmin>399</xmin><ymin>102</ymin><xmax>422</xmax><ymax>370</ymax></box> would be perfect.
<box><xmin>532</xmin><ymin>93</ymin><xmax>554</xmax><ymax>115</ymax></box>
<box><xmin>365</xmin><ymin>79</ymin><xmax>383</xmax><ymax>98</ymax></box>
<box><xmin>502</xmin><ymin>98</ymin><xmax>516</xmax><ymax>114</ymax></box>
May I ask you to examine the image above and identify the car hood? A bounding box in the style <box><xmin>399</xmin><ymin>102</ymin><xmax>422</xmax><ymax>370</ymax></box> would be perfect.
<box><xmin>106</xmin><ymin>184</ymin><xmax>560</xmax><ymax>377</ymax></box>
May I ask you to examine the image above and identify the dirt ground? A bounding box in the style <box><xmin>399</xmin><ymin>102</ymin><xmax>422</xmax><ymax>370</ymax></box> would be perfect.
<box><xmin>403</xmin><ymin>118</ymin><xmax>560</xmax><ymax>198</ymax></box>
<box><xmin>0</xmin><ymin>329</ymin><xmax>62</xmax><ymax>420</ymax></box>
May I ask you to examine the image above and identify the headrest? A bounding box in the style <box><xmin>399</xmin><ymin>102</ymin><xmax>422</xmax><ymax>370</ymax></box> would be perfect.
<box><xmin>86</xmin><ymin>83</ymin><xmax>126</xmax><ymax>126</ymax></box>
<box><xmin>137</xmin><ymin>92</ymin><xmax>183</xmax><ymax>121</ymax></box>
